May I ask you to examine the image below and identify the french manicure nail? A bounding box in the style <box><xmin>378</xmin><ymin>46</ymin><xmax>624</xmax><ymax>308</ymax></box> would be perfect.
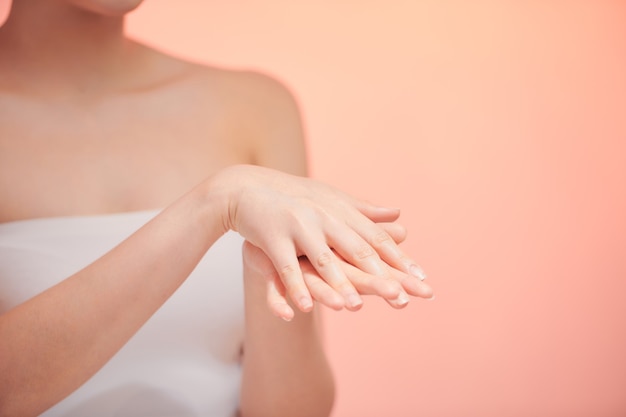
<box><xmin>409</xmin><ymin>264</ymin><xmax>427</xmax><ymax>281</ymax></box>
<box><xmin>394</xmin><ymin>292</ymin><xmax>410</xmax><ymax>306</ymax></box>
<box><xmin>299</xmin><ymin>297</ymin><xmax>313</xmax><ymax>310</ymax></box>
<box><xmin>347</xmin><ymin>293</ymin><xmax>363</xmax><ymax>308</ymax></box>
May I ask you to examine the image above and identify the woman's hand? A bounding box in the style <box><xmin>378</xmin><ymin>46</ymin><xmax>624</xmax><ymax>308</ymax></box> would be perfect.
<box><xmin>242</xmin><ymin>233</ymin><xmax>433</xmax><ymax>321</ymax></box>
<box><xmin>206</xmin><ymin>164</ymin><xmax>430</xmax><ymax>317</ymax></box>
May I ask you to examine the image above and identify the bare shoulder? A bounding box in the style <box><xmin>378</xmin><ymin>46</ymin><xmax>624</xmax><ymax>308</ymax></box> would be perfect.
<box><xmin>190</xmin><ymin>65</ymin><xmax>308</xmax><ymax>175</ymax></box>
<box><xmin>141</xmin><ymin>43</ymin><xmax>308</xmax><ymax>175</ymax></box>
<box><xmin>140</xmin><ymin>41</ymin><xmax>302</xmax><ymax>127</ymax></box>
<box><xmin>198</xmin><ymin>65</ymin><xmax>302</xmax><ymax>128</ymax></box>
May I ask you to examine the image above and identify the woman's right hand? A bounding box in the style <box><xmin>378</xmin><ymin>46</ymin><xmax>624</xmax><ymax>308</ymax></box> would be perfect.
<box><xmin>242</xmin><ymin>233</ymin><xmax>434</xmax><ymax>321</ymax></box>
<box><xmin>204</xmin><ymin>164</ymin><xmax>431</xmax><ymax>315</ymax></box>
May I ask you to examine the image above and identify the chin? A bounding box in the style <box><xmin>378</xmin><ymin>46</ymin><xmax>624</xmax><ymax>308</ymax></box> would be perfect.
<box><xmin>68</xmin><ymin>0</ymin><xmax>145</xmax><ymax>16</ymax></box>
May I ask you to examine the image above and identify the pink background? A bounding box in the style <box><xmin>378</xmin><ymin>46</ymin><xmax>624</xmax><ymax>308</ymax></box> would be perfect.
<box><xmin>2</xmin><ymin>1</ymin><xmax>625</xmax><ymax>416</ymax></box>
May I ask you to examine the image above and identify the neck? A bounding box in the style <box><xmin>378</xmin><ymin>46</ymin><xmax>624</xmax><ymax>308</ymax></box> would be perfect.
<box><xmin>0</xmin><ymin>1</ymin><xmax>137</xmax><ymax>95</ymax></box>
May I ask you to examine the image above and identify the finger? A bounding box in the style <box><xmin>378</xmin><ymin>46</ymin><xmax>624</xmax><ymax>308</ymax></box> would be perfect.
<box><xmin>390</xmin><ymin>268</ymin><xmax>435</xmax><ymax>299</ymax></box>
<box><xmin>325</xmin><ymin>219</ymin><xmax>389</xmax><ymax>278</ymax></box>
<box><xmin>301</xmin><ymin>258</ymin><xmax>345</xmax><ymax>310</ymax></box>
<box><xmin>384</xmin><ymin>296</ymin><xmax>411</xmax><ymax>309</ymax></box>
<box><xmin>349</xmin><ymin>217</ymin><xmax>428</xmax><ymax>281</ymax></box>
<box><xmin>296</xmin><ymin>233</ymin><xmax>363</xmax><ymax>311</ymax></box>
<box><xmin>242</xmin><ymin>241</ymin><xmax>297</xmax><ymax>320</ymax></box>
<box><xmin>341</xmin><ymin>259</ymin><xmax>434</xmax><ymax>305</ymax></box>
<box><xmin>338</xmin><ymin>259</ymin><xmax>409</xmax><ymax>307</ymax></box>
<box><xmin>352</xmin><ymin>199</ymin><xmax>401</xmax><ymax>223</ymax></box>
<box><xmin>359</xmin><ymin>253</ymin><xmax>432</xmax><ymax>299</ymax></box>
<box><xmin>267</xmin><ymin>276</ymin><xmax>296</xmax><ymax>321</ymax></box>
<box><xmin>263</xmin><ymin>239</ymin><xmax>314</xmax><ymax>312</ymax></box>
<box><xmin>377</xmin><ymin>222</ymin><xmax>407</xmax><ymax>244</ymax></box>
<box><xmin>373</xmin><ymin>222</ymin><xmax>427</xmax><ymax>280</ymax></box>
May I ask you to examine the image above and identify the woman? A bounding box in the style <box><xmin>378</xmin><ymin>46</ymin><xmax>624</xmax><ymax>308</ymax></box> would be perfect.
<box><xmin>0</xmin><ymin>1</ymin><xmax>433</xmax><ymax>416</ymax></box>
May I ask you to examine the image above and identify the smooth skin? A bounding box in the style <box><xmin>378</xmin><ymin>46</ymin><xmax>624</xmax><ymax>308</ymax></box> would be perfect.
<box><xmin>0</xmin><ymin>1</ymin><xmax>433</xmax><ymax>416</ymax></box>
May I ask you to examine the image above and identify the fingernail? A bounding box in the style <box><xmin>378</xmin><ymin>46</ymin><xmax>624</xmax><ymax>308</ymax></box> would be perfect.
<box><xmin>427</xmin><ymin>294</ymin><xmax>436</xmax><ymax>301</ymax></box>
<box><xmin>394</xmin><ymin>292</ymin><xmax>410</xmax><ymax>306</ymax></box>
<box><xmin>409</xmin><ymin>264</ymin><xmax>427</xmax><ymax>281</ymax></box>
<box><xmin>273</xmin><ymin>304</ymin><xmax>294</xmax><ymax>321</ymax></box>
<box><xmin>347</xmin><ymin>293</ymin><xmax>363</xmax><ymax>309</ymax></box>
<box><xmin>299</xmin><ymin>297</ymin><xmax>313</xmax><ymax>310</ymax></box>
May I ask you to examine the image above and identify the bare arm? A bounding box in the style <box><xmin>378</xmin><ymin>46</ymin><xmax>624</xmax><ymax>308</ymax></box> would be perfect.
<box><xmin>236</xmin><ymin>73</ymin><xmax>431</xmax><ymax>417</ymax></box>
<box><xmin>0</xmin><ymin>72</ymin><xmax>431</xmax><ymax>417</ymax></box>
<box><xmin>240</xmin><ymin>243</ymin><xmax>335</xmax><ymax>417</ymax></box>
<box><xmin>238</xmin><ymin>73</ymin><xmax>334</xmax><ymax>417</ymax></box>
<box><xmin>0</xmin><ymin>182</ymin><xmax>228</xmax><ymax>416</ymax></box>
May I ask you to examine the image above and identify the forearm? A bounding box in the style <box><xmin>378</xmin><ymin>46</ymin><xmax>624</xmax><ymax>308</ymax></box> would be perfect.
<box><xmin>239</xmin><ymin>263</ymin><xmax>335</xmax><ymax>417</ymax></box>
<box><xmin>0</xmin><ymin>181</ymin><xmax>227</xmax><ymax>417</ymax></box>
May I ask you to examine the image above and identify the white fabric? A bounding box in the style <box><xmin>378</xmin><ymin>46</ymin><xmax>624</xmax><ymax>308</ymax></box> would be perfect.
<box><xmin>0</xmin><ymin>210</ymin><xmax>245</xmax><ymax>417</ymax></box>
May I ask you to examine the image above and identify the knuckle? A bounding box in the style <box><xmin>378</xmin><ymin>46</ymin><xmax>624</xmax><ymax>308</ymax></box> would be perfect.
<box><xmin>371</xmin><ymin>230</ymin><xmax>392</xmax><ymax>246</ymax></box>
<box><xmin>278</xmin><ymin>263</ymin><xmax>298</xmax><ymax>281</ymax></box>
<box><xmin>316</xmin><ymin>251</ymin><xmax>335</xmax><ymax>268</ymax></box>
<box><xmin>354</xmin><ymin>244</ymin><xmax>375</xmax><ymax>260</ymax></box>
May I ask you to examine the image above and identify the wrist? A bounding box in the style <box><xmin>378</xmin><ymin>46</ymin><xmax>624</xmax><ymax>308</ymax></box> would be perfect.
<box><xmin>186</xmin><ymin>168</ymin><xmax>240</xmax><ymax>239</ymax></box>
<box><xmin>203</xmin><ymin>164</ymin><xmax>255</xmax><ymax>233</ymax></box>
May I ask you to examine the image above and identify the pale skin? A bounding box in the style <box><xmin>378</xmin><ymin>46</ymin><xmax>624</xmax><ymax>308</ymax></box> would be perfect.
<box><xmin>0</xmin><ymin>1</ymin><xmax>433</xmax><ymax>416</ymax></box>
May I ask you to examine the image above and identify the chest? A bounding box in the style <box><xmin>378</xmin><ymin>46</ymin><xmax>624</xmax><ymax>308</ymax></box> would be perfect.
<box><xmin>0</xmin><ymin>91</ymin><xmax>251</xmax><ymax>221</ymax></box>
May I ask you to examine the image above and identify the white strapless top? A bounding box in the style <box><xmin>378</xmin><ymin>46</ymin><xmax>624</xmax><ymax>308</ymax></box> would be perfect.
<box><xmin>0</xmin><ymin>210</ymin><xmax>245</xmax><ymax>417</ymax></box>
